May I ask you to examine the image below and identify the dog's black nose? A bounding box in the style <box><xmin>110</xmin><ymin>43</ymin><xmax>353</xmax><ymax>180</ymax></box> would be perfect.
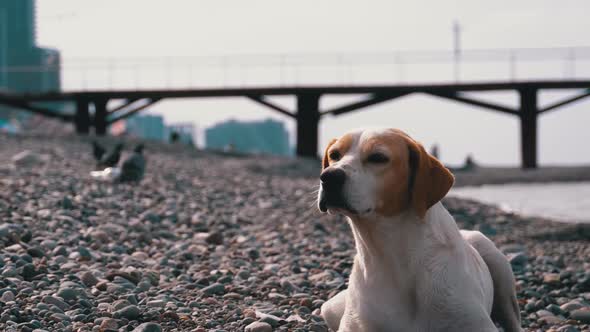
<box><xmin>320</xmin><ymin>168</ymin><xmax>346</xmax><ymax>191</ymax></box>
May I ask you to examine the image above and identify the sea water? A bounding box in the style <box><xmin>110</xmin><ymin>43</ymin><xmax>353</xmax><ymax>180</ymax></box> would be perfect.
<box><xmin>450</xmin><ymin>182</ymin><xmax>590</xmax><ymax>223</ymax></box>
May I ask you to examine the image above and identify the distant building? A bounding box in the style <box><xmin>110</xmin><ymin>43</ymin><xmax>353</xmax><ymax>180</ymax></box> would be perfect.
<box><xmin>0</xmin><ymin>0</ymin><xmax>62</xmax><ymax>121</ymax></box>
<box><xmin>0</xmin><ymin>0</ymin><xmax>61</xmax><ymax>93</ymax></box>
<box><xmin>205</xmin><ymin>118</ymin><xmax>291</xmax><ymax>155</ymax></box>
<box><xmin>124</xmin><ymin>114</ymin><xmax>167</xmax><ymax>141</ymax></box>
<box><xmin>112</xmin><ymin>114</ymin><xmax>197</xmax><ymax>145</ymax></box>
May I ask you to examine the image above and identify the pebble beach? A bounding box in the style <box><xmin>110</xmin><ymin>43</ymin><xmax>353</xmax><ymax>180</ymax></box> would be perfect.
<box><xmin>1</xmin><ymin>134</ymin><xmax>589</xmax><ymax>332</ymax></box>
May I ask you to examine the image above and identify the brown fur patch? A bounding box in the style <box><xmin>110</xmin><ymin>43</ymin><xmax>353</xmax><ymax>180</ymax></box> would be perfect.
<box><xmin>404</xmin><ymin>136</ymin><xmax>454</xmax><ymax>218</ymax></box>
<box><xmin>322</xmin><ymin>139</ymin><xmax>338</xmax><ymax>170</ymax></box>
<box><xmin>365</xmin><ymin>130</ymin><xmax>414</xmax><ymax>216</ymax></box>
<box><xmin>367</xmin><ymin>129</ymin><xmax>454</xmax><ymax>218</ymax></box>
<box><xmin>323</xmin><ymin>134</ymin><xmax>355</xmax><ymax>169</ymax></box>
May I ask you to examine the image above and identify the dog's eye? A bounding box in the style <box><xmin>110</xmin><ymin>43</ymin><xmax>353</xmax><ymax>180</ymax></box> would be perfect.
<box><xmin>329</xmin><ymin>150</ymin><xmax>341</xmax><ymax>161</ymax></box>
<box><xmin>367</xmin><ymin>153</ymin><xmax>389</xmax><ymax>164</ymax></box>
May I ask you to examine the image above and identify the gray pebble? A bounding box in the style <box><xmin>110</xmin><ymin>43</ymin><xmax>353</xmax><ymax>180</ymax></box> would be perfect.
<box><xmin>561</xmin><ymin>300</ymin><xmax>586</xmax><ymax>312</ymax></box>
<box><xmin>308</xmin><ymin>324</ymin><xmax>328</xmax><ymax>332</ymax></box>
<box><xmin>21</xmin><ymin>263</ymin><xmax>36</xmax><ymax>280</ymax></box>
<box><xmin>1</xmin><ymin>290</ymin><xmax>15</xmax><ymax>302</ymax></box>
<box><xmin>99</xmin><ymin>317</ymin><xmax>119</xmax><ymax>330</ymax></box>
<box><xmin>500</xmin><ymin>244</ymin><xmax>526</xmax><ymax>254</ymax></box>
<box><xmin>570</xmin><ymin>308</ymin><xmax>590</xmax><ymax>323</ymax></box>
<box><xmin>56</xmin><ymin>288</ymin><xmax>80</xmax><ymax>302</ymax></box>
<box><xmin>111</xmin><ymin>299</ymin><xmax>131</xmax><ymax>311</ymax></box>
<box><xmin>132</xmin><ymin>322</ymin><xmax>162</xmax><ymax>332</ymax></box>
<box><xmin>113</xmin><ymin>305</ymin><xmax>141</xmax><ymax>320</ymax></box>
<box><xmin>245</xmin><ymin>321</ymin><xmax>272</xmax><ymax>332</ymax></box>
<box><xmin>147</xmin><ymin>300</ymin><xmax>166</xmax><ymax>308</ymax></box>
<box><xmin>257</xmin><ymin>312</ymin><xmax>283</xmax><ymax>327</ymax></box>
<box><xmin>80</xmin><ymin>271</ymin><xmax>99</xmax><ymax>287</ymax></box>
<box><xmin>77</xmin><ymin>246</ymin><xmax>92</xmax><ymax>260</ymax></box>
<box><xmin>27</xmin><ymin>246</ymin><xmax>45</xmax><ymax>258</ymax></box>
<box><xmin>507</xmin><ymin>252</ymin><xmax>528</xmax><ymax>266</ymax></box>
<box><xmin>43</xmin><ymin>296</ymin><xmax>70</xmax><ymax>311</ymax></box>
<box><xmin>50</xmin><ymin>313</ymin><xmax>70</xmax><ymax>322</ymax></box>
<box><xmin>202</xmin><ymin>283</ymin><xmax>226</xmax><ymax>295</ymax></box>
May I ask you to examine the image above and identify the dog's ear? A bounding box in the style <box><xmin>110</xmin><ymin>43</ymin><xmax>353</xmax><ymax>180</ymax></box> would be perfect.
<box><xmin>322</xmin><ymin>139</ymin><xmax>338</xmax><ymax>170</ymax></box>
<box><xmin>407</xmin><ymin>139</ymin><xmax>454</xmax><ymax>219</ymax></box>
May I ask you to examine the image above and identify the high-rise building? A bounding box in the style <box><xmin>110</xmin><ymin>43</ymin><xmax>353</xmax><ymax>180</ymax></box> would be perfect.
<box><xmin>1</xmin><ymin>0</ymin><xmax>36</xmax><ymax>51</ymax></box>
<box><xmin>0</xmin><ymin>9</ymin><xmax>8</xmax><ymax>87</ymax></box>
<box><xmin>0</xmin><ymin>0</ymin><xmax>62</xmax><ymax>120</ymax></box>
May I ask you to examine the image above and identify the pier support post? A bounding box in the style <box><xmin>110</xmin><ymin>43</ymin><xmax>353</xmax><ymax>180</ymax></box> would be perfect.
<box><xmin>296</xmin><ymin>93</ymin><xmax>321</xmax><ymax>158</ymax></box>
<box><xmin>94</xmin><ymin>99</ymin><xmax>108</xmax><ymax>136</ymax></box>
<box><xmin>74</xmin><ymin>98</ymin><xmax>90</xmax><ymax>134</ymax></box>
<box><xmin>519</xmin><ymin>88</ymin><xmax>538</xmax><ymax>169</ymax></box>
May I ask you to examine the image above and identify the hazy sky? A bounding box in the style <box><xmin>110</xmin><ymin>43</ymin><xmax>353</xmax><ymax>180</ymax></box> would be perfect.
<box><xmin>36</xmin><ymin>0</ymin><xmax>590</xmax><ymax>165</ymax></box>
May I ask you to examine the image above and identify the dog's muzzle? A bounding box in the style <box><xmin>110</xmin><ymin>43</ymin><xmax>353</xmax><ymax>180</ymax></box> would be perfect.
<box><xmin>318</xmin><ymin>169</ymin><xmax>348</xmax><ymax>213</ymax></box>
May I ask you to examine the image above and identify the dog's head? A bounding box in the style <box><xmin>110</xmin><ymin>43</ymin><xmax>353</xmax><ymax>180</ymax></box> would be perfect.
<box><xmin>318</xmin><ymin>128</ymin><xmax>454</xmax><ymax>219</ymax></box>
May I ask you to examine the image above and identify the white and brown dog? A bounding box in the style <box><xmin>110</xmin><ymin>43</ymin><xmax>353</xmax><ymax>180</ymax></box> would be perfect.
<box><xmin>318</xmin><ymin>128</ymin><xmax>521</xmax><ymax>332</ymax></box>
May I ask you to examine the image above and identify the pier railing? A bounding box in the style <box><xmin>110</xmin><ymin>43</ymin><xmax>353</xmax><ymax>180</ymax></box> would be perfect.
<box><xmin>1</xmin><ymin>47</ymin><xmax>590</xmax><ymax>92</ymax></box>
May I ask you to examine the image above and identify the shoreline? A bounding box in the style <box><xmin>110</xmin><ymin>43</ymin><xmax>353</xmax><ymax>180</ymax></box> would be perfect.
<box><xmin>452</xmin><ymin>166</ymin><xmax>590</xmax><ymax>187</ymax></box>
<box><xmin>450</xmin><ymin>181</ymin><xmax>590</xmax><ymax>224</ymax></box>
<box><xmin>4</xmin><ymin>133</ymin><xmax>590</xmax><ymax>186</ymax></box>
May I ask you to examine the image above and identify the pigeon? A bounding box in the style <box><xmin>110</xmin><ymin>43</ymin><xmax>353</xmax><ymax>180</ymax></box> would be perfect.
<box><xmin>92</xmin><ymin>141</ymin><xmax>106</xmax><ymax>162</ymax></box>
<box><xmin>118</xmin><ymin>144</ymin><xmax>145</xmax><ymax>182</ymax></box>
<box><xmin>99</xmin><ymin>143</ymin><xmax>124</xmax><ymax>168</ymax></box>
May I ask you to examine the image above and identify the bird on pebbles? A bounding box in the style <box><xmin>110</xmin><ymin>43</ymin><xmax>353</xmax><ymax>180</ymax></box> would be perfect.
<box><xmin>98</xmin><ymin>143</ymin><xmax>124</xmax><ymax>168</ymax></box>
<box><xmin>92</xmin><ymin>140</ymin><xmax>106</xmax><ymax>162</ymax></box>
<box><xmin>118</xmin><ymin>144</ymin><xmax>146</xmax><ymax>183</ymax></box>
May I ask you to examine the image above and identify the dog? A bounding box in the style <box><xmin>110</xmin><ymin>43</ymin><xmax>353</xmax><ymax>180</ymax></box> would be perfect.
<box><xmin>317</xmin><ymin>128</ymin><xmax>521</xmax><ymax>332</ymax></box>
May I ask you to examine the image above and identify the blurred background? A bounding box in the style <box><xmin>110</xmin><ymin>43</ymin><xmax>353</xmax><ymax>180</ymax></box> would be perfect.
<box><xmin>0</xmin><ymin>0</ymin><xmax>588</xmax><ymax>164</ymax></box>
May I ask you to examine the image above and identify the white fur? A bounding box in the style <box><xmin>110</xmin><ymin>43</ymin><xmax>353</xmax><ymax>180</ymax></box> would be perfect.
<box><xmin>323</xmin><ymin>129</ymin><xmax>390</xmax><ymax>216</ymax></box>
<box><xmin>319</xmin><ymin>129</ymin><xmax>522</xmax><ymax>332</ymax></box>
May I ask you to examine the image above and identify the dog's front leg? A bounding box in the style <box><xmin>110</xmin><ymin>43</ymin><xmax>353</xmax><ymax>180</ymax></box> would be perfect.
<box><xmin>321</xmin><ymin>289</ymin><xmax>347</xmax><ymax>331</ymax></box>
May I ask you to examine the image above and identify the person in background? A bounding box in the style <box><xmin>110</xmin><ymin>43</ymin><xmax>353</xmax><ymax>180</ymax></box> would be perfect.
<box><xmin>430</xmin><ymin>143</ymin><xmax>440</xmax><ymax>159</ymax></box>
<box><xmin>170</xmin><ymin>131</ymin><xmax>180</xmax><ymax>143</ymax></box>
